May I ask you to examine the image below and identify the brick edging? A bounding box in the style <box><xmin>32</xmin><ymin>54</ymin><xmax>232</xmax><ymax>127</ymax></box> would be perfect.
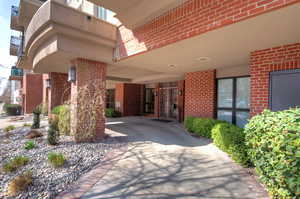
<box><xmin>55</xmin><ymin>144</ymin><xmax>128</xmax><ymax>199</ymax></box>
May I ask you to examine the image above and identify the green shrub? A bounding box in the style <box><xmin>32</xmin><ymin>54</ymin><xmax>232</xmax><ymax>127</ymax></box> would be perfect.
<box><xmin>184</xmin><ymin>117</ymin><xmax>196</xmax><ymax>132</ymax></box>
<box><xmin>58</xmin><ymin>105</ymin><xmax>70</xmax><ymax>135</ymax></box>
<box><xmin>212</xmin><ymin>123</ymin><xmax>250</xmax><ymax>166</ymax></box>
<box><xmin>105</xmin><ymin>108</ymin><xmax>121</xmax><ymax>118</ymax></box>
<box><xmin>4</xmin><ymin>125</ymin><xmax>16</xmax><ymax>132</ymax></box>
<box><xmin>51</xmin><ymin>105</ymin><xmax>64</xmax><ymax>115</ymax></box>
<box><xmin>48</xmin><ymin>152</ymin><xmax>66</xmax><ymax>167</ymax></box>
<box><xmin>245</xmin><ymin>109</ymin><xmax>300</xmax><ymax>198</ymax></box>
<box><xmin>47</xmin><ymin>121</ymin><xmax>59</xmax><ymax>145</ymax></box>
<box><xmin>4</xmin><ymin>104</ymin><xmax>22</xmax><ymax>116</ymax></box>
<box><xmin>24</xmin><ymin>140</ymin><xmax>36</xmax><ymax>150</ymax></box>
<box><xmin>192</xmin><ymin>118</ymin><xmax>225</xmax><ymax>138</ymax></box>
<box><xmin>3</xmin><ymin>156</ymin><xmax>29</xmax><ymax>173</ymax></box>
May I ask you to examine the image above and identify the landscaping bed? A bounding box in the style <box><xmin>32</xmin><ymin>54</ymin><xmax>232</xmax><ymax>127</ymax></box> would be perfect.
<box><xmin>0</xmin><ymin>126</ymin><xmax>127</xmax><ymax>199</ymax></box>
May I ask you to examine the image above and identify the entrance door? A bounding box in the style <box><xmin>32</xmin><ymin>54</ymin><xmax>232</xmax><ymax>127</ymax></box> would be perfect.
<box><xmin>159</xmin><ymin>87</ymin><xmax>178</xmax><ymax>119</ymax></box>
<box><xmin>270</xmin><ymin>69</ymin><xmax>300</xmax><ymax>111</ymax></box>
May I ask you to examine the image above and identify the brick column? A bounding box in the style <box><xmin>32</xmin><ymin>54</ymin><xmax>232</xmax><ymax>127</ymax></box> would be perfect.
<box><xmin>250</xmin><ymin>43</ymin><xmax>300</xmax><ymax>116</ymax></box>
<box><xmin>115</xmin><ymin>83</ymin><xmax>143</xmax><ymax>116</ymax></box>
<box><xmin>184</xmin><ymin>70</ymin><xmax>216</xmax><ymax>118</ymax></box>
<box><xmin>48</xmin><ymin>72</ymin><xmax>71</xmax><ymax>113</ymax></box>
<box><xmin>70</xmin><ymin>58</ymin><xmax>107</xmax><ymax>143</ymax></box>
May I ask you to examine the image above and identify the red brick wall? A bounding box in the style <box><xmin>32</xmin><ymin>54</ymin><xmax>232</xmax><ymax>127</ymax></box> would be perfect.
<box><xmin>23</xmin><ymin>74</ymin><xmax>43</xmax><ymax>114</ymax></box>
<box><xmin>250</xmin><ymin>43</ymin><xmax>300</xmax><ymax>116</ymax></box>
<box><xmin>116</xmin><ymin>0</ymin><xmax>299</xmax><ymax>60</ymax></box>
<box><xmin>48</xmin><ymin>72</ymin><xmax>71</xmax><ymax>113</ymax></box>
<box><xmin>70</xmin><ymin>58</ymin><xmax>107</xmax><ymax>142</ymax></box>
<box><xmin>185</xmin><ymin>70</ymin><xmax>216</xmax><ymax>118</ymax></box>
<box><xmin>115</xmin><ymin>83</ymin><xmax>143</xmax><ymax>116</ymax></box>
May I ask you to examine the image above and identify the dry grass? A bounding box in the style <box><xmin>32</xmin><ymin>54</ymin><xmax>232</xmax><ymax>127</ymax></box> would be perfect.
<box><xmin>7</xmin><ymin>171</ymin><xmax>33</xmax><ymax>197</ymax></box>
<box><xmin>2</xmin><ymin>156</ymin><xmax>29</xmax><ymax>173</ymax></box>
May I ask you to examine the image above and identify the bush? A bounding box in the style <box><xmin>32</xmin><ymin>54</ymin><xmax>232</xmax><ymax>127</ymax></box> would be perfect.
<box><xmin>51</xmin><ymin>105</ymin><xmax>64</xmax><ymax>115</ymax></box>
<box><xmin>48</xmin><ymin>152</ymin><xmax>66</xmax><ymax>167</ymax></box>
<box><xmin>192</xmin><ymin>118</ymin><xmax>225</xmax><ymax>138</ymax></box>
<box><xmin>58</xmin><ymin>105</ymin><xmax>70</xmax><ymax>135</ymax></box>
<box><xmin>212</xmin><ymin>123</ymin><xmax>250</xmax><ymax>166</ymax></box>
<box><xmin>245</xmin><ymin>109</ymin><xmax>300</xmax><ymax>198</ymax></box>
<box><xmin>184</xmin><ymin>117</ymin><xmax>196</xmax><ymax>132</ymax></box>
<box><xmin>4</xmin><ymin>125</ymin><xmax>16</xmax><ymax>132</ymax></box>
<box><xmin>3</xmin><ymin>104</ymin><xmax>22</xmax><ymax>116</ymax></box>
<box><xmin>105</xmin><ymin>108</ymin><xmax>121</xmax><ymax>118</ymax></box>
<box><xmin>31</xmin><ymin>105</ymin><xmax>41</xmax><ymax>129</ymax></box>
<box><xmin>7</xmin><ymin>171</ymin><xmax>33</xmax><ymax>197</ymax></box>
<box><xmin>3</xmin><ymin>156</ymin><xmax>29</xmax><ymax>173</ymax></box>
<box><xmin>24</xmin><ymin>140</ymin><xmax>36</xmax><ymax>150</ymax></box>
<box><xmin>47</xmin><ymin>121</ymin><xmax>59</xmax><ymax>145</ymax></box>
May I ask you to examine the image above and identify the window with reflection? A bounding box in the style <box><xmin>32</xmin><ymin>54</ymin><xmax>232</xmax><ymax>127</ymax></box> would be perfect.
<box><xmin>217</xmin><ymin>77</ymin><xmax>250</xmax><ymax>128</ymax></box>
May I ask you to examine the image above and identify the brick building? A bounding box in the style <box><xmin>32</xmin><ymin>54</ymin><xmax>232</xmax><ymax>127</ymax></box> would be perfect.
<box><xmin>9</xmin><ymin>0</ymin><xmax>300</xmax><ymax>139</ymax></box>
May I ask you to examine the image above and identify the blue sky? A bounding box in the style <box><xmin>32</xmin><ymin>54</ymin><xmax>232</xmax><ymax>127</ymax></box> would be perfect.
<box><xmin>0</xmin><ymin>0</ymin><xmax>20</xmax><ymax>78</ymax></box>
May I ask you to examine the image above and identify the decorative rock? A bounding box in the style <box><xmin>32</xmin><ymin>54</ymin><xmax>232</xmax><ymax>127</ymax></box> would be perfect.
<box><xmin>25</xmin><ymin>130</ymin><xmax>43</xmax><ymax>139</ymax></box>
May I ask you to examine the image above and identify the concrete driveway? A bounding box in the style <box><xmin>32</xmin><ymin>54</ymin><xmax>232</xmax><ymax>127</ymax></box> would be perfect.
<box><xmin>82</xmin><ymin>117</ymin><xmax>268</xmax><ymax>199</ymax></box>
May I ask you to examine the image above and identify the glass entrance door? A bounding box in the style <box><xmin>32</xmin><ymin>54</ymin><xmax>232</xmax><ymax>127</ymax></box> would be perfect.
<box><xmin>159</xmin><ymin>87</ymin><xmax>178</xmax><ymax>119</ymax></box>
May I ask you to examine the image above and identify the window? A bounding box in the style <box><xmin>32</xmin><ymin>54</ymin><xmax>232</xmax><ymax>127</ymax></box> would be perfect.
<box><xmin>97</xmin><ymin>6</ymin><xmax>107</xmax><ymax>21</ymax></box>
<box><xmin>144</xmin><ymin>88</ymin><xmax>155</xmax><ymax>114</ymax></box>
<box><xmin>106</xmin><ymin>89</ymin><xmax>115</xmax><ymax>109</ymax></box>
<box><xmin>217</xmin><ymin>77</ymin><xmax>250</xmax><ymax>128</ymax></box>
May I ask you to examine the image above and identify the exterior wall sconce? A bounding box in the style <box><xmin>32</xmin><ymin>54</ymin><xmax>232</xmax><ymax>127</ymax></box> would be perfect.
<box><xmin>45</xmin><ymin>79</ymin><xmax>51</xmax><ymax>89</ymax></box>
<box><xmin>154</xmin><ymin>91</ymin><xmax>158</xmax><ymax>96</ymax></box>
<box><xmin>178</xmin><ymin>90</ymin><xmax>183</xmax><ymax>96</ymax></box>
<box><xmin>68</xmin><ymin>66</ymin><xmax>76</xmax><ymax>83</ymax></box>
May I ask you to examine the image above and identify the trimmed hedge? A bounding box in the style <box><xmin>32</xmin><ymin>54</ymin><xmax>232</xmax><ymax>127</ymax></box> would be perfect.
<box><xmin>184</xmin><ymin>117</ymin><xmax>225</xmax><ymax>138</ymax></box>
<box><xmin>105</xmin><ymin>108</ymin><xmax>121</xmax><ymax>118</ymax></box>
<box><xmin>245</xmin><ymin>109</ymin><xmax>300</xmax><ymax>198</ymax></box>
<box><xmin>3</xmin><ymin>104</ymin><xmax>22</xmax><ymax>116</ymax></box>
<box><xmin>212</xmin><ymin>123</ymin><xmax>250</xmax><ymax>166</ymax></box>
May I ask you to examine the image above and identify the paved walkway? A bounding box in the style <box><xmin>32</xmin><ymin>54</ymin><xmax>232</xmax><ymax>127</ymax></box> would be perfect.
<box><xmin>78</xmin><ymin>117</ymin><xmax>268</xmax><ymax>199</ymax></box>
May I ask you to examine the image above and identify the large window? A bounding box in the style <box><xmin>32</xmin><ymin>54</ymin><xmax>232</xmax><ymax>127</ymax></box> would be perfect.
<box><xmin>217</xmin><ymin>77</ymin><xmax>250</xmax><ymax>128</ymax></box>
<box><xmin>97</xmin><ymin>6</ymin><xmax>107</xmax><ymax>20</ymax></box>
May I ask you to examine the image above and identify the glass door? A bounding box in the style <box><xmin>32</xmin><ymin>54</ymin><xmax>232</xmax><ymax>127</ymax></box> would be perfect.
<box><xmin>159</xmin><ymin>87</ymin><xmax>178</xmax><ymax>119</ymax></box>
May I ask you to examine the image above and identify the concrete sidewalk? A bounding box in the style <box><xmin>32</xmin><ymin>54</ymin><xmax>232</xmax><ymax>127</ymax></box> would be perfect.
<box><xmin>79</xmin><ymin>117</ymin><xmax>268</xmax><ymax>199</ymax></box>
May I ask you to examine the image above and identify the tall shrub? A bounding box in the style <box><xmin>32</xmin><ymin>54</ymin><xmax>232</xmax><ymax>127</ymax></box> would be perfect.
<box><xmin>245</xmin><ymin>109</ymin><xmax>300</xmax><ymax>198</ymax></box>
<box><xmin>184</xmin><ymin>117</ymin><xmax>196</xmax><ymax>132</ymax></box>
<box><xmin>192</xmin><ymin>118</ymin><xmax>225</xmax><ymax>138</ymax></box>
<box><xmin>58</xmin><ymin>105</ymin><xmax>70</xmax><ymax>135</ymax></box>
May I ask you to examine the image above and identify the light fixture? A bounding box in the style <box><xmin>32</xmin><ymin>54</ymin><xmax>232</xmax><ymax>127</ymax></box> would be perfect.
<box><xmin>178</xmin><ymin>90</ymin><xmax>183</xmax><ymax>96</ymax></box>
<box><xmin>168</xmin><ymin>64</ymin><xmax>176</xmax><ymax>68</ymax></box>
<box><xmin>195</xmin><ymin>57</ymin><xmax>210</xmax><ymax>62</ymax></box>
<box><xmin>68</xmin><ymin>66</ymin><xmax>76</xmax><ymax>83</ymax></box>
<box><xmin>45</xmin><ymin>79</ymin><xmax>51</xmax><ymax>88</ymax></box>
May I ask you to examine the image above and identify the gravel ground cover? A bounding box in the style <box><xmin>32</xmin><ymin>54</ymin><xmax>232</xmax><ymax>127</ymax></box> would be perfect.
<box><xmin>0</xmin><ymin>126</ymin><xmax>127</xmax><ymax>199</ymax></box>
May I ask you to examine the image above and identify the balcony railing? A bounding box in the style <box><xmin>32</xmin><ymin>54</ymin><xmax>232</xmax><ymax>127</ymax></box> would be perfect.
<box><xmin>10</xmin><ymin>36</ymin><xmax>21</xmax><ymax>56</ymax></box>
<box><xmin>11</xmin><ymin>5</ymin><xmax>19</xmax><ymax>17</ymax></box>
<box><xmin>11</xmin><ymin>67</ymin><xmax>24</xmax><ymax>77</ymax></box>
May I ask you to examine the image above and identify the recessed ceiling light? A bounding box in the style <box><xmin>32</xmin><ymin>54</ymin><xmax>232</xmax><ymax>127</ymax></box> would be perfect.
<box><xmin>196</xmin><ymin>57</ymin><xmax>210</xmax><ymax>62</ymax></box>
<box><xmin>168</xmin><ymin>64</ymin><xmax>176</xmax><ymax>68</ymax></box>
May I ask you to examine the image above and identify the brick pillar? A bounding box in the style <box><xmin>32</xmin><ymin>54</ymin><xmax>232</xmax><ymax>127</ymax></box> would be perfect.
<box><xmin>250</xmin><ymin>43</ymin><xmax>300</xmax><ymax>116</ymax></box>
<box><xmin>48</xmin><ymin>72</ymin><xmax>71</xmax><ymax>113</ymax></box>
<box><xmin>184</xmin><ymin>70</ymin><xmax>216</xmax><ymax>118</ymax></box>
<box><xmin>70</xmin><ymin>58</ymin><xmax>107</xmax><ymax>143</ymax></box>
<box><xmin>115</xmin><ymin>83</ymin><xmax>142</xmax><ymax>116</ymax></box>
<box><xmin>23</xmin><ymin>74</ymin><xmax>43</xmax><ymax>114</ymax></box>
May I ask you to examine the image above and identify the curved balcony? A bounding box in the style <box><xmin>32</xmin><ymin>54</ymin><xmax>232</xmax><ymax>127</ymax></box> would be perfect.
<box><xmin>23</xmin><ymin>0</ymin><xmax>117</xmax><ymax>73</ymax></box>
<box><xmin>88</xmin><ymin>0</ymin><xmax>182</xmax><ymax>28</ymax></box>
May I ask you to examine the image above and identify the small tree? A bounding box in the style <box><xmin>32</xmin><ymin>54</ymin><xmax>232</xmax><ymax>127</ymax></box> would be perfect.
<box><xmin>31</xmin><ymin>105</ymin><xmax>42</xmax><ymax>129</ymax></box>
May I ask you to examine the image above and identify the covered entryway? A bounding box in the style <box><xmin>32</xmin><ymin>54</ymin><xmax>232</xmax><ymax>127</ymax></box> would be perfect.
<box><xmin>270</xmin><ymin>69</ymin><xmax>300</xmax><ymax>111</ymax></box>
<box><xmin>80</xmin><ymin>117</ymin><xmax>269</xmax><ymax>199</ymax></box>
